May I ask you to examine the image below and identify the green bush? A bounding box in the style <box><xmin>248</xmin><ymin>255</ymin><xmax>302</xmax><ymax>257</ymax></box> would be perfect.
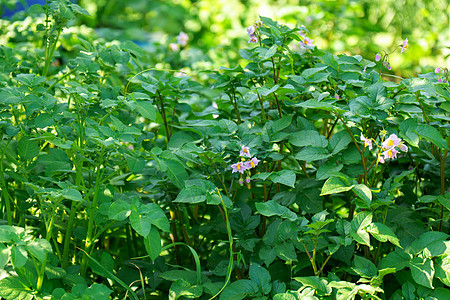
<box><xmin>0</xmin><ymin>1</ymin><xmax>448</xmax><ymax>299</ymax></box>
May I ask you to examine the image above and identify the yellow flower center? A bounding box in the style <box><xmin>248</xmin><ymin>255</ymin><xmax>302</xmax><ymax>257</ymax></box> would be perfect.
<box><xmin>243</xmin><ymin>148</ymin><xmax>248</xmax><ymax>153</ymax></box>
<box><xmin>237</xmin><ymin>164</ymin><xmax>241</xmax><ymax>170</ymax></box>
<box><xmin>388</xmin><ymin>140</ymin><xmax>393</xmax><ymax>147</ymax></box>
<box><xmin>387</xmin><ymin>150</ymin><xmax>393</xmax><ymax>157</ymax></box>
<box><xmin>250</xmin><ymin>161</ymin><xmax>255</xmax><ymax>167</ymax></box>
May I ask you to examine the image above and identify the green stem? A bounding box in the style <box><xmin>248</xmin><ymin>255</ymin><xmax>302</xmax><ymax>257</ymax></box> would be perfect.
<box><xmin>209</xmin><ymin>189</ymin><xmax>234</xmax><ymax>299</ymax></box>
<box><xmin>316</xmin><ymin>254</ymin><xmax>333</xmax><ymax>276</ymax></box>
<box><xmin>157</xmin><ymin>90</ymin><xmax>171</xmax><ymax>142</ymax></box>
<box><xmin>43</xmin><ymin>28</ymin><xmax>62</xmax><ymax>78</ymax></box>
<box><xmin>0</xmin><ymin>153</ymin><xmax>12</xmax><ymax>226</ymax></box>
<box><xmin>62</xmin><ymin>156</ymin><xmax>84</xmax><ymax>269</ymax></box>
<box><xmin>438</xmin><ymin>149</ymin><xmax>448</xmax><ymax>231</ymax></box>
<box><xmin>80</xmin><ymin>152</ymin><xmax>105</xmax><ymax>276</ymax></box>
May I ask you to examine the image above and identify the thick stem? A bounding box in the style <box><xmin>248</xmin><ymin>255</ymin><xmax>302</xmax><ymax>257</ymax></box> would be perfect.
<box><xmin>80</xmin><ymin>155</ymin><xmax>104</xmax><ymax>276</ymax></box>
<box><xmin>43</xmin><ymin>28</ymin><xmax>62</xmax><ymax>78</ymax></box>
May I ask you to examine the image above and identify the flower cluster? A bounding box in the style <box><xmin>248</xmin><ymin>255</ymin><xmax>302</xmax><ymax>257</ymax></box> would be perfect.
<box><xmin>435</xmin><ymin>67</ymin><xmax>448</xmax><ymax>83</ymax></box>
<box><xmin>247</xmin><ymin>25</ymin><xmax>258</xmax><ymax>43</ymax></box>
<box><xmin>375</xmin><ymin>38</ymin><xmax>408</xmax><ymax>71</ymax></box>
<box><xmin>360</xmin><ymin>132</ymin><xmax>408</xmax><ymax>164</ymax></box>
<box><xmin>231</xmin><ymin>145</ymin><xmax>260</xmax><ymax>185</ymax></box>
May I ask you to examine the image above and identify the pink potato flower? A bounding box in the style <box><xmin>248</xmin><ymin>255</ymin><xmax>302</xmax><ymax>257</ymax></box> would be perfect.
<box><xmin>244</xmin><ymin>157</ymin><xmax>260</xmax><ymax>169</ymax></box>
<box><xmin>177</xmin><ymin>32</ymin><xmax>189</xmax><ymax>46</ymax></box>
<box><xmin>382</xmin><ymin>134</ymin><xmax>401</xmax><ymax>150</ymax></box>
<box><xmin>248</xmin><ymin>35</ymin><xmax>258</xmax><ymax>43</ymax></box>
<box><xmin>240</xmin><ymin>145</ymin><xmax>251</xmax><ymax>158</ymax></box>
<box><xmin>375</xmin><ymin>52</ymin><xmax>381</xmax><ymax>62</ymax></box>
<box><xmin>360</xmin><ymin>133</ymin><xmax>373</xmax><ymax>150</ymax></box>
<box><xmin>247</xmin><ymin>25</ymin><xmax>256</xmax><ymax>36</ymax></box>
<box><xmin>231</xmin><ymin>162</ymin><xmax>247</xmax><ymax>174</ymax></box>
<box><xmin>401</xmin><ymin>38</ymin><xmax>408</xmax><ymax>54</ymax></box>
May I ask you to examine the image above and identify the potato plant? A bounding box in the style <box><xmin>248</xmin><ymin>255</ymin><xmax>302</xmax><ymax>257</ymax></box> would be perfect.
<box><xmin>0</xmin><ymin>1</ymin><xmax>448</xmax><ymax>299</ymax></box>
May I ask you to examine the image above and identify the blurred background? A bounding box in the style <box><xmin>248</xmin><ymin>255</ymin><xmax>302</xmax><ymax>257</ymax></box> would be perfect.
<box><xmin>2</xmin><ymin>0</ymin><xmax>449</xmax><ymax>77</ymax></box>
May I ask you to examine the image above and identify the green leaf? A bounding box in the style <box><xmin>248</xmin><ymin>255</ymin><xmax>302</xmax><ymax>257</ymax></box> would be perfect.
<box><xmin>45</xmin><ymin>265</ymin><xmax>66</xmax><ymax>280</ymax></box>
<box><xmin>409</xmin><ymin>256</ymin><xmax>435</xmax><ymax>289</ymax></box>
<box><xmin>366</xmin><ymin>222</ymin><xmax>401</xmax><ymax>248</ymax></box>
<box><xmin>408</xmin><ymin>231</ymin><xmax>448</xmax><ymax>256</ymax></box>
<box><xmin>0</xmin><ymin>244</ymin><xmax>10</xmax><ymax>269</ymax></box>
<box><xmin>271</xmin><ymin>115</ymin><xmax>292</xmax><ymax>133</ymax></box>
<box><xmin>273</xmin><ymin>293</ymin><xmax>297</xmax><ymax>300</ymax></box>
<box><xmin>293</xmin><ymin>276</ymin><xmax>331</xmax><ymax>295</ymax></box>
<box><xmin>403</xmin><ymin>78</ymin><xmax>436</xmax><ymax>96</ymax></box>
<box><xmin>125</xmin><ymin>154</ymin><xmax>146</xmax><ymax>173</ymax></box>
<box><xmin>329</xmin><ymin>130</ymin><xmax>352</xmax><ymax>154</ymax></box>
<box><xmin>166</xmin><ymin>159</ymin><xmax>189</xmax><ymax>189</ymax></box>
<box><xmin>352</xmin><ymin>255</ymin><xmax>377</xmax><ymax>278</ymax></box>
<box><xmin>10</xmin><ymin>246</ymin><xmax>28</xmax><ymax>268</ymax></box>
<box><xmin>295</xmin><ymin>147</ymin><xmax>331</xmax><ymax>162</ymax></box>
<box><xmin>352</xmin><ymin>184</ymin><xmax>372</xmax><ymax>208</ymax></box>
<box><xmin>108</xmin><ymin>200</ymin><xmax>132</xmax><ymax>221</ymax></box>
<box><xmin>263</xmin><ymin>45</ymin><xmax>277</xmax><ymax>59</ymax></box>
<box><xmin>129</xmin><ymin>211</ymin><xmax>152</xmax><ymax>238</ymax></box>
<box><xmin>290</xmin><ymin>130</ymin><xmax>328</xmax><ymax>148</ymax></box>
<box><xmin>62</xmin><ymin>188</ymin><xmax>83</xmax><ymax>202</ymax></box>
<box><xmin>379</xmin><ymin>249</ymin><xmax>411</xmax><ymax>271</ymax></box>
<box><xmin>0</xmin><ymin>277</ymin><xmax>33</xmax><ymax>300</ymax></box>
<box><xmin>135</xmin><ymin>100</ymin><xmax>157</xmax><ymax>121</ymax></box>
<box><xmin>320</xmin><ymin>177</ymin><xmax>354</xmax><ymax>196</ymax></box>
<box><xmin>415</xmin><ymin>124</ymin><xmax>449</xmax><ymax>150</ymax></box>
<box><xmin>35</xmin><ymin>113</ymin><xmax>53</xmax><ymax>128</ymax></box>
<box><xmin>160</xmin><ymin>270</ymin><xmax>198</xmax><ymax>284</ymax></box>
<box><xmin>17</xmin><ymin>137</ymin><xmax>39</xmax><ymax>160</ymax></box>
<box><xmin>219</xmin><ymin>279</ymin><xmax>258</xmax><ymax>300</ymax></box>
<box><xmin>25</xmin><ymin>239</ymin><xmax>52</xmax><ymax>263</ymax></box>
<box><xmin>259</xmin><ymin>246</ymin><xmax>277</xmax><ymax>266</ymax></box>
<box><xmin>435</xmin><ymin>255</ymin><xmax>450</xmax><ymax>287</ymax></box>
<box><xmin>350</xmin><ymin>212</ymin><xmax>372</xmax><ymax>247</ymax></box>
<box><xmin>316</xmin><ymin>162</ymin><xmax>343</xmax><ymax>180</ymax></box>
<box><xmin>90</xmin><ymin>252</ymin><xmax>115</xmax><ymax>280</ymax></box>
<box><xmin>301</xmin><ymin>66</ymin><xmax>328</xmax><ymax>78</ymax></box>
<box><xmin>249</xmin><ymin>263</ymin><xmax>272</xmax><ymax>295</ymax></box>
<box><xmin>270</xmin><ymin>170</ymin><xmax>296</xmax><ymax>188</ymax></box>
<box><xmin>144</xmin><ymin>226</ymin><xmax>161</xmax><ymax>262</ymax></box>
<box><xmin>83</xmin><ymin>283</ymin><xmax>113</xmax><ymax>298</ymax></box>
<box><xmin>14</xmin><ymin>74</ymin><xmax>46</xmax><ymax>87</ymax></box>
<box><xmin>0</xmin><ymin>89</ymin><xmax>21</xmax><ymax>104</ymax></box>
<box><xmin>174</xmin><ymin>186</ymin><xmax>207</xmax><ymax>204</ymax></box>
<box><xmin>255</xmin><ymin>200</ymin><xmax>297</xmax><ymax>221</ymax></box>
<box><xmin>145</xmin><ymin>203</ymin><xmax>170</xmax><ymax>233</ymax></box>
<box><xmin>169</xmin><ymin>279</ymin><xmax>203</xmax><ymax>300</ymax></box>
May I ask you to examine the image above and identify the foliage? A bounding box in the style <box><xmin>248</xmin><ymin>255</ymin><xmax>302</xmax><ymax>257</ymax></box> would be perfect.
<box><xmin>0</xmin><ymin>1</ymin><xmax>449</xmax><ymax>299</ymax></box>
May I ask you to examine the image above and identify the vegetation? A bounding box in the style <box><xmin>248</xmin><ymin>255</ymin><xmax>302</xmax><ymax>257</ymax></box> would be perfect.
<box><xmin>0</xmin><ymin>1</ymin><xmax>448</xmax><ymax>299</ymax></box>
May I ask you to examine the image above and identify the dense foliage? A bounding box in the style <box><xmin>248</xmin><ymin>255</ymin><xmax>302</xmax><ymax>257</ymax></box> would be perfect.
<box><xmin>0</xmin><ymin>1</ymin><xmax>449</xmax><ymax>299</ymax></box>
